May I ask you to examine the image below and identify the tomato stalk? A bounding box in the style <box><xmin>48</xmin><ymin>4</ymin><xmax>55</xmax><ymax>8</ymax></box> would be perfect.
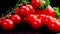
<box><xmin>22</xmin><ymin>0</ymin><xmax>30</xmax><ymax>4</ymax></box>
<box><xmin>4</xmin><ymin>0</ymin><xmax>21</xmax><ymax>18</ymax></box>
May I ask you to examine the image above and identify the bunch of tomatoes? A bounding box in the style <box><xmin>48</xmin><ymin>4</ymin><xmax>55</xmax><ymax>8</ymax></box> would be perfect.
<box><xmin>0</xmin><ymin>0</ymin><xmax>60</xmax><ymax>32</ymax></box>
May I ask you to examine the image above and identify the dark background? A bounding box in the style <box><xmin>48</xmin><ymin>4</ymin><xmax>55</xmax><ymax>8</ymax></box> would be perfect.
<box><xmin>0</xmin><ymin>0</ymin><xmax>60</xmax><ymax>34</ymax></box>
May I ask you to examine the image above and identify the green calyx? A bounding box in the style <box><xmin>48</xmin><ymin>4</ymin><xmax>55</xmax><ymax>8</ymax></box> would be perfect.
<box><xmin>5</xmin><ymin>0</ymin><xmax>21</xmax><ymax>18</ymax></box>
<box><xmin>22</xmin><ymin>0</ymin><xmax>30</xmax><ymax>4</ymax></box>
<box><xmin>39</xmin><ymin>0</ymin><xmax>50</xmax><ymax>9</ymax></box>
<box><xmin>53</xmin><ymin>7</ymin><xmax>60</xmax><ymax>18</ymax></box>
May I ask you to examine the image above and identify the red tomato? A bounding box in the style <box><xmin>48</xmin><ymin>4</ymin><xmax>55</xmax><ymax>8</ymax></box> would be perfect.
<box><xmin>9</xmin><ymin>14</ymin><xmax>21</xmax><ymax>24</ymax></box>
<box><xmin>15</xmin><ymin>5</ymin><xmax>35</xmax><ymax>18</ymax></box>
<box><xmin>48</xmin><ymin>18</ymin><xmax>59</xmax><ymax>32</ymax></box>
<box><xmin>26</xmin><ymin>14</ymin><xmax>38</xmax><ymax>24</ymax></box>
<box><xmin>31</xmin><ymin>19</ymin><xmax>42</xmax><ymax>29</ymax></box>
<box><xmin>57</xmin><ymin>18</ymin><xmax>60</xmax><ymax>31</ymax></box>
<box><xmin>14</xmin><ymin>8</ymin><xmax>20</xmax><ymax>14</ymax></box>
<box><xmin>30</xmin><ymin>0</ymin><xmax>40</xmax><ymax>9</ymax></box>
<box><xmin>44</xmin><ymin>15</ymin><xmax>54</xmax><ymax>26</ymax></box>
<box><xmin>43</xmin><ymin>15</ymin><xmax>56</xmax><ymax>26</ymax></box>
<box><xmin>19</xmin><ymin>5</ymin><xmax>31</xmax><ymax>17</ymax></box>
<box><xmin>38</xmin><ymin>14</ymin><xmax>47</xmax><ymax>25</ymax></box>
<box><xmin>26</xmin><ymin>14</ymin><xmax>42</xmax><ymax>29</ymax></box>
<box><xmin>1</xmin><ymin>18</ymin><xmax>14</xmax><ymax>30</ymax></box>
<box><xmin>26</xmin><ymin>4</ymin><xmax>35</xmax><ymax>14</ymax></box>
<box><xmin>36</xmin><ymin>5</ymin><xmax>56</xmax><ymax>18</ymax></box>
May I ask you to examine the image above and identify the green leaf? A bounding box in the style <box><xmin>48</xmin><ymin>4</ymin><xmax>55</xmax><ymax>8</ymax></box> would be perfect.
<box><xmin>53</xmin><ymin>7</ymin><xmax>60</xmax><ymax>18</ymax></box>
<box><xmin>39</xmin><ymin>0</ymin><xmax>50</xmax><ymax>9</ymax></box>
<box><xmin>45</xmin><ymin>0</ymin><xmax>50</xmax><ymax>7</ymax></box>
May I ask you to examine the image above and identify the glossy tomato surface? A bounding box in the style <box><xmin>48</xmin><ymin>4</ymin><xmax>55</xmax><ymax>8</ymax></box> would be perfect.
<box><xmin>30</xmin><ymin>0</ymin><xmax>40</xmax><ymax>9</ymax></box>
<box><xmin>9</xmin><ymin>14</ymin><xmax>21</xmax><ymax>24</ymax></box>
<box><xmin>1</xmin><ymin>18</ymin><xmax>14</xmax><ymax>31</ymax></box>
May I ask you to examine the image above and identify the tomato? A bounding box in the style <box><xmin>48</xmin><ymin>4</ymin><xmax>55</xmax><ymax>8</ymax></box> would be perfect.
<box><xmin>38</xmin><ymin>14</ymin><xmax>47</xmax><ymax>25</ymax></box>
<box><xmin>36</xmin><ymin>5</ymin><xmax>56</xmax><ymax>18</ymax></box>
<box><xmin>1</xmin><ymin>18</ymin><xmax>14</xmax><ymax>30</ymax></box>
<box><xmin>26</xmin><ymin>14</ymin><xmax>38</xmax><ymax>24</ymax></box>
<box><xmin>15</xmin><ymin>4</ymin><xmax>35</xmax><ymax>18</ymax></box>
<box><xmin>19</xmin><ymin>5</ymin><xmax>31</xmax><ymax>18</ymax></box>
<box><xmin>48</xmin><ymin>18</ymin><xmax>59</xmax><ymax>32</ymax></box>
<box><xmin>26</xmin><ymin>4</ymin><xmax>35</xmax><ymax>14</ymax></box>
<box><xmin>9</xmin><ymin>14</ymin><xmax>21</xmax><ymax>24</ymax></box>
<box><xmin>26</xmin><ymin>14</ymin><xmax>42</xmax><ymax>29</ymax></box>
<box><xmin>57</xmin><ymin>18</ymin><xmax>60</xmax><ymax>30</ymax></box>
<box><xmin>43</xmin><ymin>15</ymin><xmax>56</xmax><ymax>26</ymax></box>
<box><xmin>30</xmin><ymin>0</ymin><xmax>40</xmax><ymax>9</ymax></box>
<box><xmin>44</xmin><ymin>15</ymin><xmax>54</xmax><ymax>26</ymax></box>
<box><xmin>31</xmin><ymin>19</ymin><xmax>42</xmax><ymax>29</ymax></box>
<box><xmin>14</xmin><ymin>8</ymin><xmax>20</xmax><ymax>14</ymax></box>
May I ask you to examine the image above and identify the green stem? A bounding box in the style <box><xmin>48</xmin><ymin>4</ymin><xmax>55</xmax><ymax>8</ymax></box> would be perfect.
<box><xmin>21</xmin><ymin>0</ymin><xmax>30</xmax><ymax>5</ymax></box>
<box><xmin>14</xmin><ymin>0</ymin><xmax>21</xmax><ymax>8</ymax></box>
<box><xmin>5</xmin><ymin>0</ymin><xmax>21</xmax><ymax>17</ymax></box>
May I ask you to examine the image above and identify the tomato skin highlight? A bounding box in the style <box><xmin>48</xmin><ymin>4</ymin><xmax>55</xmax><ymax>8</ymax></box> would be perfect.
<box><xmin>26</xmin><ymin>4</ymin><xmax>35</xmax><ymax>14</ymax></box>
<box><xmin>38</xmin><ymin>14</ymin><xmax>48</xmax><ymax>25</ymax></box>
<box><xmin>30</xmin><ymin>0</ymin><xmax>40</xmax><ymax>9</ymax></box>
<box><xmin>19</xmin><ymin>6</ymin><xmax>30</xmax><ymax>17</ymax></box>
<box><xmin>31</xmin><ymin>19</ymin><xmax>42</xmax><ymax>29</ymax></box>
<box><xmin>26</xmin><ymin>14</ymin><xmax>38</xmax><ymax>24</ymax></box>
<box><xmin>1</xmin><ymin>18</ymin><xmax>14</xmax><ymax>31</ymax></box>
<box><xmin>44</xmin><ymin>5</ymin><xmax>56</xmax><ymax>17</ymax></box>
<box><xmin>9</xmin><ymin>14</ymin><xmax>21</xmax><ymax>24</ymax></box>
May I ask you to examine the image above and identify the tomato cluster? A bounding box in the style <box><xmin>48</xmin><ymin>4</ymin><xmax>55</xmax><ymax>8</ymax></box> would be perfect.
<box><xmin>0</xmin><ymin>0</ymin><xmax>60</xmax><ymax>32</ymax></box>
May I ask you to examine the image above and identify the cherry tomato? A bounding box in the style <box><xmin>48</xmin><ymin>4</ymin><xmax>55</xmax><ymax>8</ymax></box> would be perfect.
<box><xmin>26</xmin><ymin>4</ymin><xmax>35</xmax><ymax>14</ymax></box>
<box><xmin>42</xmin><ymin>15</ymin><xmax>55</xmax><ymax>26</ymax></box>
<box><xmin>19</xmin><ymin>5</ymin><xmax>31</xmax><ymax>17</ymax></box>
<box><xmin>31</xmin><ymin>19</ymin><xmax>42</xmax><ymax>29</ymax></box>
<box><xmin>26</xmin><ymin>14</ymin><xmax>39</xmax><ymax>24</ymax></box>
<box><xmin>9</xmin><ymin>14</ymin><xmax>21</xmax><ymax>24</ymax></box>
<box><xmin>48</xmin><ymin>18</ymin><xmax>59</xmax><ymax>32</ymax></box>
<box><xmin>26</xmin><ymin>14</ymin><xmax>37</xmax><ymax>24</ymax></box>
<box><xmin>26</xmin><ymin>14</ymin><xmax>42</xmax><ymax>29</ymax></box>
<box><xmin>30</xmin><ymin>0</ymin><xmax>40</xmax><ymax>9</ymax></box>
<box><xmin>1</xmin><ymin>18</ymin><xmax>14</xmax><ymax>30</ymax></box>
<box><xmin>38</xmin><ymin>14</ymin><xmax>47</xmax><ymax>25</ymax></box>
<box><xmin>44</xmin><ymin>15</ymin><xmax>54</xmax><ymax>26</ymax></box>
<box><xmin>57</xmin><ymin>18</ymin><xmax>60</xmax><ymax>30</ymax></box>
<box><xmin>14</xmin><ymin>8</ymin><xmax>20</xmax><ymax>15</ymax></box>
<box><xmin>36</xmin><ymin>5</ymin><xmax>56</xmax><ymax>18</ymax></box>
